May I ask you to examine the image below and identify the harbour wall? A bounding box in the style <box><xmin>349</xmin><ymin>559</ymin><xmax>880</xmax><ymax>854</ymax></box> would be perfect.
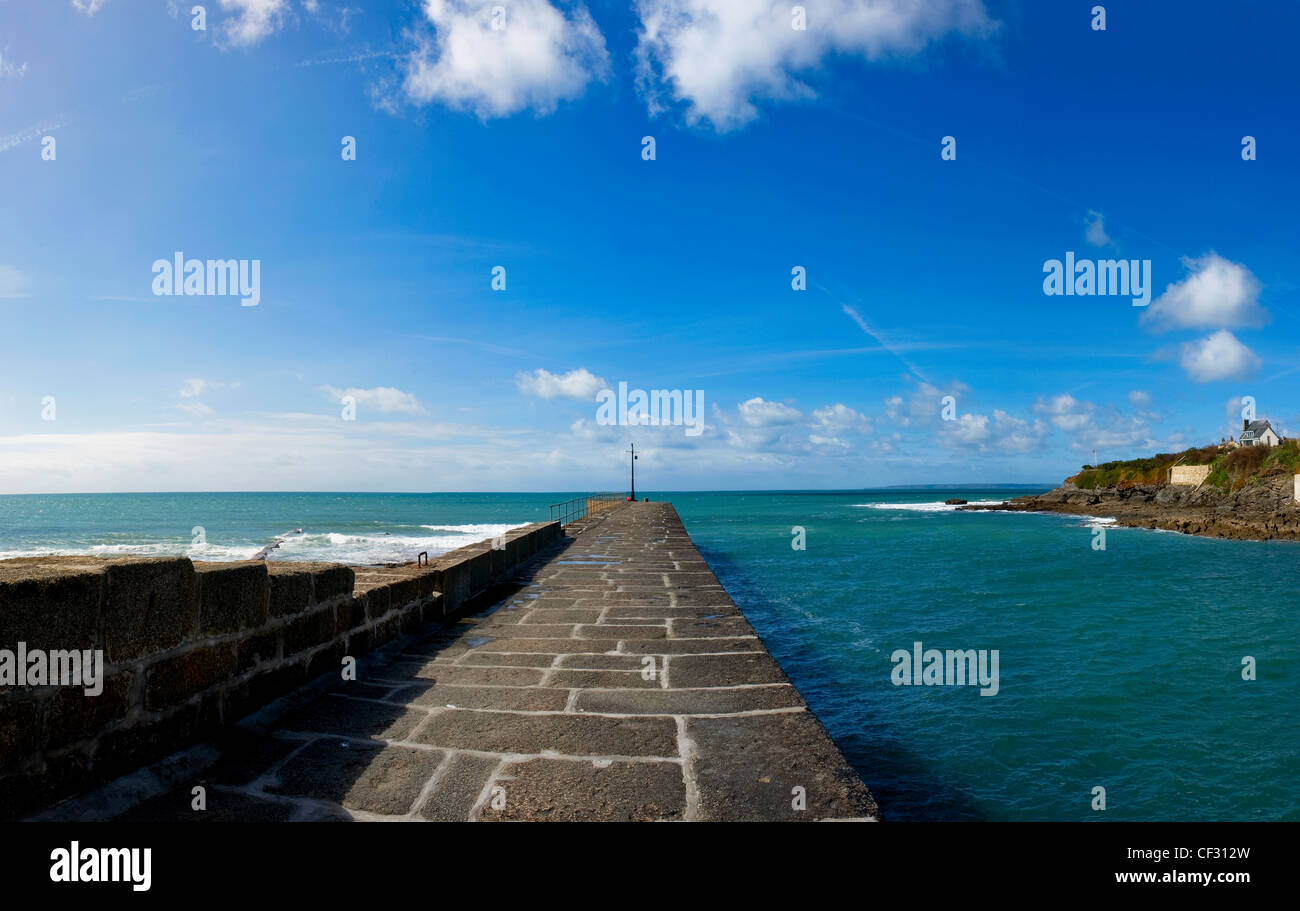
<box><xmin>0</xmin><ymin>521</ymin><xmax>562</xmax><ymax>820</ymax></box>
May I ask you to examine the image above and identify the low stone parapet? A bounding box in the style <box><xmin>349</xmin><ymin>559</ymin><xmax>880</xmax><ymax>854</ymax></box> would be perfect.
<box><xmin>0</xmin><ymin>520</ymin><xmax>561</xmax><ymax>819</ymax></box>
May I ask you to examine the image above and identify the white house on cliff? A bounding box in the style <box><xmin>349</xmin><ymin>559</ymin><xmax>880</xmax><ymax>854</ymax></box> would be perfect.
<box><xmin>1240</xmin><ymin>419</ymin><xmax>1282</xmax><ymax>447</ymax></box>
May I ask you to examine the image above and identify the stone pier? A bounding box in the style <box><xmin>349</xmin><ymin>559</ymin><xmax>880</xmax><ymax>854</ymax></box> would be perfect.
<box><xmin>35</xmin><ymin>503</ymin><xmax>878</xmax><ymax>822</ymax></box>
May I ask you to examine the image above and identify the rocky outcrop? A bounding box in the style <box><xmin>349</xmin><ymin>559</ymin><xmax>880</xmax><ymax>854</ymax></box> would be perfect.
<box><xmin>962</xmin><ymin>474</ymin><xmax>1300</xmax><ymax>542</ymax></box>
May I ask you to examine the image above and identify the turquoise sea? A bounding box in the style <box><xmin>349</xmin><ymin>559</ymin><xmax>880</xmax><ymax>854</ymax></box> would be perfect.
<box><xmin>2</xmin><ymin>488</ymin><xmax>1296</xmax><ymax>821</ymax></box>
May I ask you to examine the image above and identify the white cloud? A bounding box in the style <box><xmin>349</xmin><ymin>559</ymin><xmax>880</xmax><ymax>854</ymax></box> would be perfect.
<box><xmin>516</xmin><ymin>367</ymin><xmax>606</xmax><ymax>400</ymax></box>
<box><xmin>0</xmin><ymin>117</ymin><xmax>70</xmax><ymax>155</ymax></box>
<box><xmin>320</xmin><ymin>385</ymin><xmax>428</xmax><ymax>413</ymax></box>
<box><xmin>941</xmin><ymin>412</ymin><xmax>989</xmax><ymax>445</ymax></box>
<box><xmin>1084</xmin><ymin>210</ymin><xmax>1111</xmax><ymax>247</ymax></box>
<box><xmin>176</xmin><ymin>401</ymin><xmax>215</xmax><ymax>417</ymax></box>
<box><xmin>1127</xmin><ymin>390</ymin><xmax>1151</xmax><ymax>408</ymax></box>
<box><xmin>1141</xmin><ymin>253</ymin><xmax>1266</xmax><ymax>332</ymax></box>
<box><xmin>0</xmin><ymin>48</ymin><xmax>28</xmax><ymax>80</ymax></box>
<box><xmin>403</xmin><ymin>0</ymin><xmax>609</xmax><ymax>118</ymax></box>
<box><xmin>1033</xmin><ymin>394</ymin><xmax>1094</xmax><ymax>432</ymax></box>
<box><xmin>738</xmin><ymin>397</ymin><xmax>802</xmax><ymax>427</ymax></box>
<box><xmin>811</xmin><ymin>403</ymin><xmax>871</xmax><ymax>435</ymax></box>
<box><xmin>1178</xmin><ymin>330</ymin><xmax>1260</xmax><ymax>383</ymax></box>
<box><xmin>218</xmin><ymin>0</ymin><xmax>289</xmax><ymax>47</ymax></box>
<box><xmin>71</xmin><ymin>0</ymin><xmax>109</xmax><ymax>15</ymax></box>
<box><xmin>634</xmin><ymin>0</ymin><xmax>996</xmax><ymax>131</ymax></box>
<box><xmin>0</xmin><ymin>265</ymin><xmax>28</xmax><ymax>298</ymax></box>
<box><xmin>882</xmin><ymin>380</ymin><xmax>967</xmax><ymax>428</ymax></box>
<box><xmin>991</xmin><ymin>410</ymin><xmax>1045</xmax><ymax>453</ymax></box>
<box><xmin>179</xmin><ymin>378</ymin><xmax>210</xmax><ymax>398</ymax></box>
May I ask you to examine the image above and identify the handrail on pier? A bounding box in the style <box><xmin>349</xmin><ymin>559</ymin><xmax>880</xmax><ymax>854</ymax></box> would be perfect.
<box><xmin>548</xmin><ymin>493</ymin><xmax>623</xmax><ymax>526</ymax></box>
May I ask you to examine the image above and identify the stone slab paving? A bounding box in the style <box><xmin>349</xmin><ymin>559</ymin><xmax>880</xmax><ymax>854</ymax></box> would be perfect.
<box><xmin>105</xmin><ymin>503</ymin><xmax>879</xmax><ymax>822</ymax></box>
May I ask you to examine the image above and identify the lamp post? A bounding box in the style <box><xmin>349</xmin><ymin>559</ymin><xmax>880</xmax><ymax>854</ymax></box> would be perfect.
<box><xmin>627</xmin><ymin>443</ymin><xmax>638</xmax><ymax>500</ymax></box>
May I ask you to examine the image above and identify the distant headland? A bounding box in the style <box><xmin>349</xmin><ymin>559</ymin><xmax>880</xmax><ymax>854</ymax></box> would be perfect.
<box><xmin>963</xmin><ymin>431</ymin><xmax>1300</xmax><ymax>542</ymax></box>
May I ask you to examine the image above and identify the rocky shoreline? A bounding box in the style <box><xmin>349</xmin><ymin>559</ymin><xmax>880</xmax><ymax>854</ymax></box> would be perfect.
<box><xmin>961</xmin><ymin>474</ymin><xmax>1300</xmax><ymax>542</ymax></box>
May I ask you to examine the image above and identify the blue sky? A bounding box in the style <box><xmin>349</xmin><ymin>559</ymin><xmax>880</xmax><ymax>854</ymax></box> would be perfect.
<box><xmin>1</xmin><ymin>0</ymin><xmax>1297</xmax><ymax>493</ymax></box>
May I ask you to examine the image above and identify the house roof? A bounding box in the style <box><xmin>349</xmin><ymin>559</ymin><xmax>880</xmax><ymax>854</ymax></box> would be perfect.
<box><xmin>1242</xmin><ymin>420</ymin><xmax>1277</xmax><ymax>438</ymax></box>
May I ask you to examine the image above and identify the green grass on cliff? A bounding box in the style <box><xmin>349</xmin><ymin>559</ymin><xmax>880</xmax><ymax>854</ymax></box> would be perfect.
<box><xmin>1069</xmin><ymin>440</ymin><xmax>1300</xmax><ymax>492</ymax></box>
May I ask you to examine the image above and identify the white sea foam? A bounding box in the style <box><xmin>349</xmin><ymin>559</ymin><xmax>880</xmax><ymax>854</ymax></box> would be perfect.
<box><xmin>852</xmin><ymin>500</ymin><xmax>1006</xmax><ymax>513</ymax></box>
<box><xmin>1080</xmin><ymin>516</ymin><xmax>1118</xmax><ymax>528</ymax></box>
<box><xmin>0</xmin><ymin>523</ymin><xmax>527</xmax><ymax>566</ymax></box>
<box><xmin>273</xmin><ymin>524</ymin><xmax>523</xmax><ymax>564</ymax></box>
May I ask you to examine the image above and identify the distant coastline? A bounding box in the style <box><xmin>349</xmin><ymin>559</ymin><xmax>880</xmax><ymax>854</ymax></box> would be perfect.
<box><xmin>964</xmin><ymin>474</ymin><xmax>1300</xmax><ymax>542</ymax></box>
<box><xmin>876</xmin><ymin>483</ymin><xmax>1053</xmax><ymax>491</ymax></box>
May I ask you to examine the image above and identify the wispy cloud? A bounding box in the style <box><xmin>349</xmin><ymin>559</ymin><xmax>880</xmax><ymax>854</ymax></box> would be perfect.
<box><xmin>0</xmin><ymin>265</ymin><xmax>29</xmax><ymax>299</ymax></box>
<box><xmin>840</xmin><ymin>302</ymin><xmax>931</xmax><ymax>384</ymax></box>
<box><xmin>0</xmin><ymin>116</ymin><xmax>71</xmax><ymax>154</ymax></box>
<box><xmin>320</xmin><ymin>385</ymin><xmax>428</xmax><ymax>414</ymax></box>
<box><xmin>294</xmin><ymin>49</ymin><xmax>400</xmax><ymax>68</ymax></box>
<box><xmin>0</xmin><ymin>47</ymin><xmax>28</xmax><ymax>79</ymax></box>
<box><xmin>1084</xmin><ymin>210</ymin><xmax>1112</xmax><ymax>247</ymax></box>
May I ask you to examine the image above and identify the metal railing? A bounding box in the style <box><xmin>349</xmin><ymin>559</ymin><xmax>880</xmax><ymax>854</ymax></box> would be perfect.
<box><xmin>549</xmin><ymin>493</ymin><xmax>624</xmax><ymax>526</ymax></box>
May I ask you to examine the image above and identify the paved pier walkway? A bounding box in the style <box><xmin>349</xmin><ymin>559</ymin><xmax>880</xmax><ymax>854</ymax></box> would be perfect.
<box><xmin>76</xmin><ymin>503</ymin><xmax>878</xmax><ymax>822</ymax></box>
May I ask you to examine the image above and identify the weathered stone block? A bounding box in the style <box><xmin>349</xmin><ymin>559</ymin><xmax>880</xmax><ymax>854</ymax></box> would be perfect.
<box><xmin>311</xmin><ymin>565</ymin><xmax>354</xmax><ymax>604</ymax></box>
<box><xmin>361</xmin><ymin>586</ymin><xmax>389</xmax><ymax>620</ymax></box>
<box><xmin>283</xmin><ymin>606</ymin><xmax>335</xmax><ymax>656</ymax></box>
<box><xmin>431</xmin><ymin>558</ymin><xmax>471</xmax><ymax>613</ymax></box>
<box><xmin>385</xmin><ymin>575</ymin><xmax>420</xmax><ymax>609</ymax></box>
<box><xmin>275</xmin><ymin>693</ymin><xmax>423</xmax><ymax>741</ymax></box>
<box><xmin>104</xmin><ymin>558</ymin><xmax>197</xmax><ymax>661</ymax></box>
<box><xmin>94</xmin><ymin>704</ymin><xmax>200</xmax><ymax>781</ymax></box>
<box><xmin>145</xmin><ymin>644</ymin><xmax>236</xmax><ymax>710</ymax></box>
<box><xmin>420</xmin><ymin>594</ymin><xmax>444</xmax><ymax>624</ymax></box>
<box><xmin>479</xmin><ymin>759</ymin><xmax>685</xmax><ymax>822</ymax></box>
<box><xmin>405</xmin><ymin>683</ymin><xmax>569</xmax><ymax>711</ymax></box>
<box><xmin>420</xmin><ymin>753</ymin><xmax>499</xmax><ymax>821</ymax></box>
<box><xmin>370</xmin><ymin>614</ymin><xmax>399</xmax><ymax>649</ymax></box>
<box><xmin>45</xmin><ymin>672</ymin><xmax>133</xmax><ymax>748</ymax></box>
<box><xmin>669</xmin><ymin>653</ymin><xmax>787</xmax><ymax>687</ymax></box>
<box><xmin>266</xmin><ymin>740</ymin><xmax>442</xmax><ymax>815</ymax></box>
<box><xmin>0</xmin><ymin>557</ymin><xmax>104</xmax><ymax>654</ymax></box>
<box><xmin>345</xmin><ymin>628</ymin><xmax>370</xmax><ymax>656</ymax></box>
<box><xmin>333</xmin><ymin>597</ymin><xmax>366</xmax><ymax>634</ymax></box>
<box><xmin>236</xmin><ymin>628</ymin><xmax>280</xmax><ymax>672</ymax></box>
<box><xmin>574</xmin><ymin>685</ymin><xmax>803</xmax><ymax>716</ymax></box>
<box><xmin>195</xmin><ymin>561</ymin><xmax>268</xmax><ymax>634</ymax></box>
<box><xmin>396</xmin><ymin>602</ymin><xmax>419</xmax><ymax>636</ymax></box>
<box><xmin>221</xmin><ymin>660</ymin><xmax>306</xmax><ymax>721</ymax></box>
<box><xmin>0</xmin><ymin>694</ymin><xmax>43</xmax><ymax>761</ymax></box>
<box><xmin>414</xmin><ymin>710</ymin><xmax>677</xmax><ymax>756</ymax></box>
<box><xmin>413</xmin><ymin>571</ymin><xmax>438</xmax><ymax>600</ymax></box>
<box><xmin>266</xmin><ymin>565</ymin><xmax>312</xmax><ymax>617</ymax></box>
<box><xmin>1</xmin><ymin>750</ymin><xmax>90</xmax><ymax>822</ymax></box>
<box><xmin>459</xmin><ymin>547</ymin><xmax>493</xmax><ymax>594</ymax></box>
<box><xmin>304</xmin><ymin>641</ymin><xmax>346</xmax><ymax>682</ymax></box>
<box><xmin>687</xmin><ymin>713</ymin><xmax>879</xmax><ymax>821</ymax></box>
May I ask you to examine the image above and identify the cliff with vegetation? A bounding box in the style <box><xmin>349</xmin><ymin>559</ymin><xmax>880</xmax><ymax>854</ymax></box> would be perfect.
<box><xmin>963</xmin><ymin>440</ymin><xmax>1300</xmax><ymax>541</ymax></box>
